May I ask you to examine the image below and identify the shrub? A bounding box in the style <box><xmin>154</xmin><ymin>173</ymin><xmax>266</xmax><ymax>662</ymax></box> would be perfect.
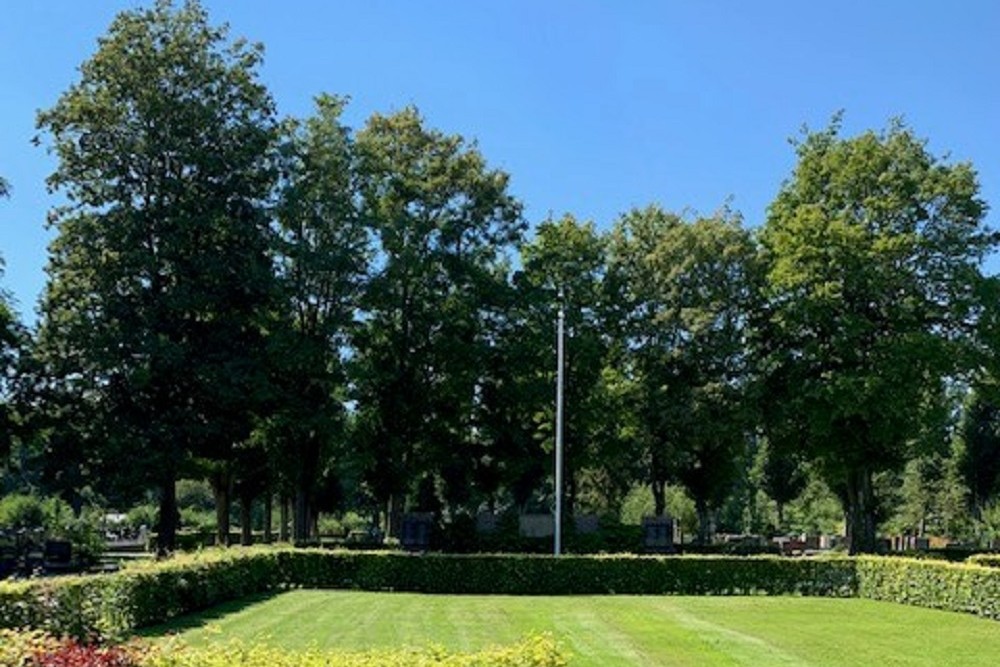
<box><xmin>0</xmin><ymin>629</ymin><xmax>146</xmax><ymax>667</ymax></box>
<box><xmin>33</xmin><ymin>642</ymin><xmax>141</xmax><ymax>667</ymax></box>
<box><xmin>855</xmin><ymin>556</ymin><xmax>1000</xmax><ymax>620</ymax></box>
<box><xmin>144</xmin><ymin>634</ymin><xmax>566</xmax><ymax>667</ymax></box>
<box><xmin>274</xmin><ymin>551</ymin><xmax>857</xmax><ymax>597</ymax></box>
<box><xmin>0</xmin><ymin>632</ymin><xmax>566</xmax><ymax>667</ymax></box>
<box><xmin>0</xmin><ymin>628</ymin><xmax>64</xmax><ymax>666</ymax></box>
<box><xmin>0</xmin><ymin>494</ymin><xmax>79</xmax><ymax>534</ymax></box>
<box><xmin>967</xmin><ymin>553</ymin><xmax>1000</xmax><ymax>568</ymax></box>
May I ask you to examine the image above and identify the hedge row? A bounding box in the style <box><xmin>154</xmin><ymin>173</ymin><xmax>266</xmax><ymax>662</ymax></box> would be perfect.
<box><xmin>4</xmin><ymin>548</ymin><xmax>1000</xmax><ymax>641</ymax></box>
<box><xmin>855</xmin><ymin>556</ymin><xmax>1000</xmax><ymax>619</ymax></box>
<box><xmin>0</xmin><ymin>629</ymin><xmax>567</xmax><ymax>667</ymax></box>
<box><xmin>276</xmin><ymin>551</ymin><xmax>856</xmax><ymax>597</ymax></box>
<box><xmin>0</xmin><ymin>549</ymin><xmax>284</xmax><ymax>640</ymax></box>
<box><xmin>0</xmin><ymin>549</ymin><xmax>857</xmax><ymax>639</ymax></box>
<box><xmin>967</xmin><ymin>553</ymin><xmax>1000</xmax><ymax>568</ymax></box>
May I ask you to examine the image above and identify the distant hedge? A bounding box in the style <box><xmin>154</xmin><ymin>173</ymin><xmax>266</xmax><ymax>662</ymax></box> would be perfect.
<box><xmin>3</xmin><ymin>548</ymin><xmax>1000</xmax><ymax>641</ymax></box>
<box><xmin>967</xmin><ymin>554</ymin><xmax>1000</xmax><ymax>568</ymax></box>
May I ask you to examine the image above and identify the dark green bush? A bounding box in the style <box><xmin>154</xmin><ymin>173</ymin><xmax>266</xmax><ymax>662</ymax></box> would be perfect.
<box><xmin>274</xmin><ymin>551</ymin><xmax>856</xmax><ymax>597</ymax></box>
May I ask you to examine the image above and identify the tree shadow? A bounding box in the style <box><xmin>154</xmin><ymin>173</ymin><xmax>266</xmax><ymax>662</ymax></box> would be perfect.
<box><xmin>136</xmin><ymin>591</ymin><xmax>282</xmax><ymax>638</ymax></box>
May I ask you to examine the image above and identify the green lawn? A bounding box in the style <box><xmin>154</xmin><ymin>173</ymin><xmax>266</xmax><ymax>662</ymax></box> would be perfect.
<box><xmin>146</xmin><ymin>591</ymin><xmax>1000</xmax><ymax>666</ymax></box>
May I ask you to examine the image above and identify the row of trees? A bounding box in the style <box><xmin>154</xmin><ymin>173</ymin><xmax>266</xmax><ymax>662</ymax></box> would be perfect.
<box><xmin>3</xmin><ymin>1</ymin><xmax>1000</xmax><ymax>555</ymax></box>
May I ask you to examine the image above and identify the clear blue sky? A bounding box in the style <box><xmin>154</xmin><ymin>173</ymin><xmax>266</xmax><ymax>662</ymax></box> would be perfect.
<box><xmin>2</xmin><ymin>1</ymin><xmax>999</xmax><ymax>322</ymax></box>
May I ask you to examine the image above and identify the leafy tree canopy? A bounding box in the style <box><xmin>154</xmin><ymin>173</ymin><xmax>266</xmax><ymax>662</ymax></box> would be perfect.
<box><xmin>759</xmin><ymin>116</ymin><xmax>995</xmax><ymax>552</ymax></box>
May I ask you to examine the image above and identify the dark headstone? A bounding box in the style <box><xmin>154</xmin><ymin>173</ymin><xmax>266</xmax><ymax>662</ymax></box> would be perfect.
<box><xmin>476</xmin><ymin>511</ymin><xmax>498</xmax><ymax>534</ymax></box>
<box><xmin>642</xmin><ymin>516</ymin><xmax>675</xmax><ymax>553</ymax></box>
<box><xmin>43</xmin><ymin>540</ymin><xmax>73</xmax><ymax>572</ymax></box>
<box><xmin>400</xmin><ymin>513</ymin><xmax>434</xmax><ymax>552</ymax></box>
<box><xmin>519</xmin><ymin>514</ymin><xmax>554</xmax><ymax>538</ymax></box>
<box><xmin>574</xmin><ymin>514</ymin><xmax>600</xmax><ymax>534</ymax></box>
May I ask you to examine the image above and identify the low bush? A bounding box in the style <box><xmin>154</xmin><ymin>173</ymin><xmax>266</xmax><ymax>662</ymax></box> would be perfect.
<box><xmin>0</xmin><ymin>549</ymin><xmax>284</xmax><ymax>641</ymax></box>
<box><xmin>0</xmin><ymin>631</ymin><xmax>566</xmax><ymax>667</ymax></box>
<box><xmin>145</xmin><ymin>634</ymin><xmax>567</xmax><ymax>667</ymax></box>
<box><xmin>855</xmin><ymin>556</ymin><xmax>1000</xmax><ymax>620</ymax></box>
<box><xmin>967</xmin><ymin>553</ymin><xmax>1000</xmax><ymax>568</ymax></box>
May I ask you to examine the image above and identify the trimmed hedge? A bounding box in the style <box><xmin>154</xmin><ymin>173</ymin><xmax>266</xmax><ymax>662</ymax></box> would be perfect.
<box><xmin>5</xmin><ymin>548</ymin><xmax>1000</xmax><ymax>641</ymax></box>
<box><xmin>967</xmin><ymin>554</ymin><xmax>1000</xmax><ymax>568</ymax></box>
<box><xmin>145</xmin><ymin>634</ymin><xmax>567</xmax><ymax>667</ymax></box>
<box><xmin>855</xmin><ymin>556</ymin><xmax>1000</xmax><ymax>620</ymax></box>
<box><xmin>0</xmin><ymin>549</ymin><xmax>856</xmax><ymax>639</ymax></box>
<box><xmin>0</xmin><ymin>629</ymin><xmax>567</xmax><ymax>667</ymax></box>
<box><xmin>0</xmin><ymin>549</ymin><xmax>284</xmax><ymax>640</ymax></box>
<box><xmin>273</xmin><ymin>551</ymin><xmax>856</xmax><ymax>597</ymax></box>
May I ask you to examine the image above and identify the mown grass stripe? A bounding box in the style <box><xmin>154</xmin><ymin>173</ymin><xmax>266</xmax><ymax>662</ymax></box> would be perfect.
<box><xmin>145</xmin><ymin>591</ymin><xmax>1000</xmax><ymax>666</ymax></box>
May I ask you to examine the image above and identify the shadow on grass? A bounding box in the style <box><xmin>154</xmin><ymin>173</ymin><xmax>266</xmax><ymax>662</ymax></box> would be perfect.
<box><xmin>136</xmin><ymin>591</ymin><xmax>282</xmax><ymax>639</ymax></box>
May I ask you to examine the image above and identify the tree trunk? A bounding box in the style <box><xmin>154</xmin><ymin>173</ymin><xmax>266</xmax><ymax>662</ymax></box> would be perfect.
<box><xmin>293</xmin><ymin>487</ymin><xmax>311</xmax><ymax>545</ymax></box>
<box><xmin>387</xmin><ymin>495</ymin><xmax>402</xmax><ymax>539</ymax></box>
<box><xmin>239</xmin><ymin>494</ymin><xmax>253</xmax><ymax>546</ymax></box>
<box><xmin>694</xmin><ymin>497</ymin><xmax>713</xmax><ymax>546</ymax></box>
<box><xmin>212</xmin><ymin>468</ymin><xmax>233</xmax><ymax>547</ymax></box>
<box><xmin>263</xmin><ymin>493</ymin><xmax>273</xmax><ymax>544</ymax></box>
<box><xmin>279</xmin><ymin>495</ymin><xmax>290</xmax><ymax>542</ymax></box>
<box><xmin>652</xmin><ymin>480</ymin><xmax>667</xmax><ymax>517</ymax></box>
<box><xmin>845</xmin><ymin>466</ymin><xmax>878</xmax><ymax>554</ymax></box>
<box><xmin>776</xmin><ymin>502</ymin><xmax>785</xmax><ymax>533</ymax></box>
<box><xmin>157</xmin><ymin>474</ymin><xmax>178</xmax><ymax>557</ymax></box>
<box><xmin>566</xmin><ymin>471</ymin><xmax>577</xmax><ymax>519</ymax></box>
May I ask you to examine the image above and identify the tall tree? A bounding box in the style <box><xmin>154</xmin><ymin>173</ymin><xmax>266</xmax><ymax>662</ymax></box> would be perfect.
<box><xmin>351</xmin><ymin>108</ymin><xmax>524</xmax><ymax>533</ymax></box>
<box><xmin>34</xmin><ymin>0</ymin><xmax>279</xmax><ymax>553</ymax></box>
<box><xmin>759</xmin><ymin>117</ymin><xmax>994</xmax><ymax>553</ymax></box>
<box><xmin>516</xmin><ymin>215</ymin><xmax>630</xmax><ymax>517</ymax></box>
<box><xmin>265</xmin><ymin>94</ymin><xmax>368</xmax><ymax>543</ymax></box>
<box><xmin>610</xmin><ymin>206</ymin><xmax>759</xmax><ymax>543</ymax></box>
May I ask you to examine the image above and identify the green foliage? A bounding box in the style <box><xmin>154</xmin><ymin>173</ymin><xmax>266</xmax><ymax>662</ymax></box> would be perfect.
<box><xmin>35</xmin><ymin>0</ymin><xmax>280</xmax><ymax>553</ymax></box>
<box><xmin>759</xmin><ymin>117</ymin><xmax>995</xmax><ymax>553</ymax></box>
<box><xmin>511</xmin><ymin>215</ymin><xmax>631</xmax><ymax>515</ymax></box>
<box><xmin>0</xmin><ymin>630</ymin><xmax>566</xmax><ymax>667</ymax></box>
<box><xmin>0</xmin><ymin>266</ymin><xmax>25</xmax><ymax>468</ymax></box>
<box><xmin>782</xmin><ymin>473</ymin><xmax>844</xmax><ymax>536</ymax></box>
<box><xmin>619</xmin><ymin>484</ymin><xmax>698</xmax><ymax>536</ymax></box>
<box><xmin>967</xmin><ymin>553</ymin><xmax>1000</xmax><ymax>568</ymax></box>
<box><xmin>351</xmin><ymin>106</ymin><xmax>525</xmax><ymax>525</ymax></box>
<box><xmin>0</xmin><ymin>493</ymin><xmax>55</xmax><ymax>529</ymax></box>
<box><xmin>959</xmin><ymin>390</ymin><xmax>1000</xmax><ymax>515</ymax></box>
<box><xmin>856</xmin><ymin>556</ymin><xmax>1000</xmax><ymax>620</ymax></box>
<box><xmin>609</xmin><ymin>206</ymin><xmax>760</xmax><ymax>540</ymax></box>
<box><xmin>266</xmin><ymin>94</ymin><xmax>367</xmax><ymax>542</ymax></box>
<box><xmin>127</xmin><ymin>504</ymin><xmax>159</xmax><ymax>532</ymax></box>
<box><xmin>175</xmin><ymin>480</ymin><xmax>214</xmax><ymax>513</ymax></box>
<box><xmin>0</xmin><ymin>494</ymin><xmax>104</xmax><ymax>563</ymax></box>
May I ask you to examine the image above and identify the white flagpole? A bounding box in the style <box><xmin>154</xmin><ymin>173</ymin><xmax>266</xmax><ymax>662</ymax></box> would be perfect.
<box><xmin>555</xmin><ymin>287</ymin><xmax>565</xmax><ymax>556</ymax></box>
